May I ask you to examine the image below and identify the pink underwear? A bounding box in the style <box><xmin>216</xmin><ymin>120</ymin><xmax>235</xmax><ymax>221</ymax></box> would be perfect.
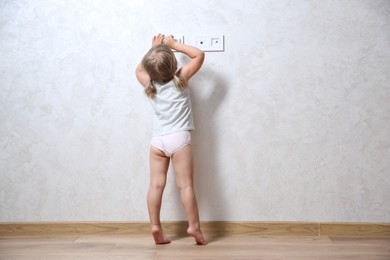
<box><xmin>151</xmin><ymin>131</ymin><xmax>191</xmax><ymax>157</ymax></box>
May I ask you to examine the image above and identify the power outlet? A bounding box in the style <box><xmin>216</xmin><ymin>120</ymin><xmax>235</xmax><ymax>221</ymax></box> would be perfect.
<box><xmin>195</xmin><ymin>35</ymin><xmax>224</xmax><ymax>52</ymax></box>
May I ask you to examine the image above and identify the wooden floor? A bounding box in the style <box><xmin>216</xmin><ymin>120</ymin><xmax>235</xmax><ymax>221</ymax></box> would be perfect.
<box><xmin>1</xmin><ymin>234</ymin><xmax>389</xmax><ymax>260</ymax></box>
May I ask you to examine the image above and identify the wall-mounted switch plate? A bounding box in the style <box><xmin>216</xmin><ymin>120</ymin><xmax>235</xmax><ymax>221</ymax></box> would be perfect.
<box><xmin>164</xmin><ymin>34</ymin><xmax>184</xmax><ymax>44</ymax></box>
<box><xmin>194</xmin><ymin>35</ymin><xmax>224</xmax><ymax>52</ymax></box>
<box><xmin>165</xmin><ymin>34</ymin><xmax>184</xmax><ymax>52</ymax></box>
<box><xmin>172</xmin><ymin>34</ymin><xmax>184</xmax><ymax>44</ymax></box>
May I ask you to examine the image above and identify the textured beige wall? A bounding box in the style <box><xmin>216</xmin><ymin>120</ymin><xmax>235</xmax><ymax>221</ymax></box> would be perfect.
<box><xmin>1</xmin><ymin>0</ymin><xmax>389</xmax><ymax>222</ymax></box>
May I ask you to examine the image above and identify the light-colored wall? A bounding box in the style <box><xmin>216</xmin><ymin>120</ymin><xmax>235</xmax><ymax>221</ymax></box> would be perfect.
<box><xmin>1</xmin><ymin>0</ymin><xmax>389</xmax><ymax>222</ymax></box>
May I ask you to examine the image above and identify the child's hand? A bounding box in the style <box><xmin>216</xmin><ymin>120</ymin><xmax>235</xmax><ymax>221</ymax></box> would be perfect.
<box><xmin>152</xmin><ymin>34</ymin><xmax>165</xmax><ymax>47</ymax></box>
<box><xmin>164</xmin><ymin>35</ymin><xmax>178</xmax><ymax>49</ymax></box>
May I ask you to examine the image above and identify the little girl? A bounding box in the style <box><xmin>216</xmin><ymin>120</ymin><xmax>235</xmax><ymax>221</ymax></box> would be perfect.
<box><xmin>135</xmin><ymin>34</ymin><xmax>206</xmax><ymax>245</ymax></box>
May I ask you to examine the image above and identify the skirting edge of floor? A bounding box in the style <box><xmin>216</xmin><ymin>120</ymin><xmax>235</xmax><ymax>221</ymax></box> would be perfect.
<box><xmin>0</xmin><ymin>221</ymin><xmax>389</xmax><ymax>237</ymax></box>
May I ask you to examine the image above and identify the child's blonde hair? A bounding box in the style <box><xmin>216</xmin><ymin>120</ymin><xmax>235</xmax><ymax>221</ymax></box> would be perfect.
<box><xmin>141</xmin><ymin>44</ymin><xmax>186</xmax><ymax>98</ymax></box>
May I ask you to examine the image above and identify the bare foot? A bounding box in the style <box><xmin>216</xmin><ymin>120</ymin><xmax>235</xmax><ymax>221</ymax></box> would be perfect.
<box><xmin>151</xmin><ymin>225</ymin><xmax>171</xmax><ymax>245</ymax></box>
<box><xmin>187</xmin><ymin>227</ymin><xmax>207</xmax><ymax>245</ymax></box>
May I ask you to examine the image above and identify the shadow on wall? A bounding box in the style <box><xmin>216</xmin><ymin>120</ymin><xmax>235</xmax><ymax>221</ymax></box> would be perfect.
<box><xmin>191</xmin><ymin>68</ymin><xmax>228</xmax><ymax>224</ymax></box>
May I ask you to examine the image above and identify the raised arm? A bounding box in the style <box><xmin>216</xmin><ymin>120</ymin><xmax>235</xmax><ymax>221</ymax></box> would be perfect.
<box><xmin>135</xmin><ymin>34</ymin><xmax>166</xmax><ymax>87</ymax></box>
<box><xmin>165</xmin><ymin>35</ymin><xmax>205</xmax><ymax>85</ymax></box>
<box><xmin>135</xmin><ymin>64</ymin><xmax>150</xmax><ymax>87</ymax></box>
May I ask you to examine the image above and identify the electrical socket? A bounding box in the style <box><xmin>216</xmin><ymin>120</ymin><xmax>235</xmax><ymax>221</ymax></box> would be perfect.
<box><xmin>194</xmin><ymin>35</ymin><xmax>224</xmax><ymax>52</ymax></box>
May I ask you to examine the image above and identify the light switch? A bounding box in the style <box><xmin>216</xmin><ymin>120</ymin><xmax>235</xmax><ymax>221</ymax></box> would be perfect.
<box><xmin>166</xmin><ymin>34</ymin><xmax>184</xmax><ymax>44</ymax></box>
<box><xmin>165</xmin><ymin>34</ymin><xmax>184</xmax><ymax>52</ymax></box>
<box><xmin>172</xmin><ymin>35</ymin><xmax>184</xmax><ymax>44</ymax></box>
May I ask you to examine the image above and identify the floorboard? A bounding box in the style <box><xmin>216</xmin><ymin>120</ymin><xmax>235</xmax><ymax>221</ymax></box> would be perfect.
<box><xmin>1</xmin><ymin>235</ymin><xmax>389</xmax><ymax>259</ymax></box>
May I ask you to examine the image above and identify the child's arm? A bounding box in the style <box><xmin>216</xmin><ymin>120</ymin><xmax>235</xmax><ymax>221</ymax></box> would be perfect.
<box><xmin>165</xmin><ymin>35</ymin><xmax>205</xmax><ymax>85</ymax></box>
<box><xmin>135</xmin><ymin>34</ymin><xmax>166</xmax><ymax>87</ymax></box>
<box><xmin>135</xmin><ymin>64</ymin><xmax>149</xmax><ymax>87</ymax></box>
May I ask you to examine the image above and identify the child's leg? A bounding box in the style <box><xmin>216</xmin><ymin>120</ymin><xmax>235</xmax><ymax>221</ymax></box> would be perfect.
<box><xmin>148</xmin><ymin>146</ymin><xmax>171</xmax><ymax>244</ymax></box>
<box><xmin>172</xmin><ymin>145</ymin><xmax>206</xmax><ymax>245</ymax></box>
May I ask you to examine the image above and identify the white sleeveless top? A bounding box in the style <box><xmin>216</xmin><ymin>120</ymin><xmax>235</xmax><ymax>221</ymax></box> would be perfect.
<box><xmin>148</xmin><ymin>80</ymin><xmax>194</xmax><ymax>136</ymax></box>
